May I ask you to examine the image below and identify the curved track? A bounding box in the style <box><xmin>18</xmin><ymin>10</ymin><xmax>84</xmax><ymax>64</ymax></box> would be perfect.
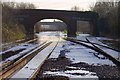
<box><xmin>64</xmin><ymin>37</ymin><xmax>120</xmax><ymax>66</ymax></box>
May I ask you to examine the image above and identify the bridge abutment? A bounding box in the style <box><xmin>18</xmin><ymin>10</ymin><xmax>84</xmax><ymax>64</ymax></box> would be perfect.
<box><xmin>23</xmin><ymin>21</ymin><xmax>35</xmax><ymax>39</ymax></box>
<box><xmin>90</xmin><ymin>19</ymin><xmax>99</xmax><ymax>37</ymax></box>
<box><xmin>67</xmin><ymin>20</ymin><xmax>77</xmax><ymax>37</ymax></box>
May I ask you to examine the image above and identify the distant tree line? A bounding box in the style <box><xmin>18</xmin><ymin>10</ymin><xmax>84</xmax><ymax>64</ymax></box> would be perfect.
<box><xmin>91</xmin><ymin>0</ymin><xmax>120</xmax><ymax>38</ymax></box>
<box><xmin>1</xmin><ymin>2</ymin><xmax>36</xmax><ymax>43</ymax></box>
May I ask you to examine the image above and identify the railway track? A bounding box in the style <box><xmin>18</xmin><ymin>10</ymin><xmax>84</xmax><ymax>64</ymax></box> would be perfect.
<box><xmin>10</xmin><ymin>40</ymin><xmax>59</xmax><ymax>79</ymax></box>
<box><xmin>0</xmin><ymin>41</ymin><xmax>53</xmax><ymax>79</ymax></box>
<box><xmin>30</xmin><ymin>41</ymin><xmax>59</xmax><ymax>79</ymax></box>
<box><xmin>2</xmin><ymin>38</ymin><xmax>37</xmax><ymax>51</ymax></box>
<box><xmin>1</xmin><ymin>35</ymin><xmax>119</xmax><ymax>79</ymax></box>
<box><xmin>75</xmin><ymin>37</ymin><xmax>120</xmax><ymax>52</ymax></box>
<box><xmin>1</xmin><ymin>38</ymin><xmax>37</xmax><ymax>61</ymax></box>
<box><xmin>64</xmin><ymin>37</ymin><xmax>120</xmax><ymax>66</ymax></box>
<box><xmin>0</xmin><ymin>31</ymin><xmax>61</xmax><ymax>79</ymax></box>
<box><xmin>0</xmin><ymin>41</ymin><xmax>47</xmax><ymax>71</ymax></box>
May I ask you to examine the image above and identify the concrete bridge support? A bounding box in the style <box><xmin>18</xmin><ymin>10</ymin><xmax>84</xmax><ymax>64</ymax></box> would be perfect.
<box><xmin>22</xmin><ymin>21</ymin><xmax>35</xmax><ymax>39</ymax></box>
<box><xmin>67</xmin><ymin>20</ymin><xmax>77</xmax><ymax>37</ymax></box>
<box><xmin>89</xmin><ymin>19</ymin><xmax>99</xmax><ymax>37</ymax></box>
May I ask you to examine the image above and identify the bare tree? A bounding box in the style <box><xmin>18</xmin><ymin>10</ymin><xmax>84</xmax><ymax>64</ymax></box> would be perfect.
<box><xmin>16</xmin><ymin>2</ymin><xmax>36</xmax><ymax>9</ymax></box>
<box><xmin>71</xmin><ymin>6</ymin><xmax>79</xmax><ymax>11</ymax></box>
<box><xmin>90</xmin><ymin>0</ymin><xmax>119</xmax><ymax>38</ymax></box>
<box><xmin>2</xmin><ymin>2</ymin><xmax>36</xmax><ymax>43</ymax></box>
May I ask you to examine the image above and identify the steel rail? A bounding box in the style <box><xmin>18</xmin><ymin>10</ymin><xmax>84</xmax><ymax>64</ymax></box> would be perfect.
<box><xmin>0</xmin><ymin>41</ymin><xmax>52</xmax><ymax>79</ymax></box>
<box><xmin>0</xmin><ymin>41</ymin><xmax>47</xmax><ymax>71</ymax></box>
<box><xmin>69</xmin><ymin>37</ymin><xmax>120</xmax><ymax>52</ymax></box>
<box><xmin>30</xmin><ymin>38</ymin><xmax>60</xmax><ymax>80</ymax></box>
<box><xmin>64</xmin><ymin>37</ymin><xmax>120</xmax><ymax>66</ymax></box>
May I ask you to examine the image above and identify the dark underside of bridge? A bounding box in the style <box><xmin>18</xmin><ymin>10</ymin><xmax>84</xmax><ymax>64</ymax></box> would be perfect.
<box><xmin>13</xmin><ymin>9</ymin><xmax>99</xmax><ymax>38</ymax></box>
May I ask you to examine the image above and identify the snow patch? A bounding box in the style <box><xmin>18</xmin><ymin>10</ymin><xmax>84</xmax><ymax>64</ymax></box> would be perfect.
<box><xmin>43</xmin><ymin>69</ymin><xmax>98</xmax><ymax>79</ymax></box>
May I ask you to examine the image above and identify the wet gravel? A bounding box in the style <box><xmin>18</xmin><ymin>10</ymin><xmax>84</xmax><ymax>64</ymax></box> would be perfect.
<box><xmin>35</xmin><ymin>56</ymin><xmax>120</xmax><ymax>80</ymax></box>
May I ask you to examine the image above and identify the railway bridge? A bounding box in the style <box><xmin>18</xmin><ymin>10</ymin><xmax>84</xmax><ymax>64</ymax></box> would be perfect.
<box><xmin>13</xmin><ymin>9</ymin><xmax>99</xmax><ymax>38</ymax></box>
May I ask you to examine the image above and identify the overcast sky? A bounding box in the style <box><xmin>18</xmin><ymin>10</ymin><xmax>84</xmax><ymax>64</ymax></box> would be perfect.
<box><xmin>3</xmin><ymin>0</ymin><xmax>97</xmax><ymax>10</ymax></box>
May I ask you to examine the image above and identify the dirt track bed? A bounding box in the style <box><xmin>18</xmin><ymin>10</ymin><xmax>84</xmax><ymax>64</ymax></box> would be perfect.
<box><xmin>35</xmin><ymin>56</ymin><xmax>120</xmax><ymax>80</ymax></box>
